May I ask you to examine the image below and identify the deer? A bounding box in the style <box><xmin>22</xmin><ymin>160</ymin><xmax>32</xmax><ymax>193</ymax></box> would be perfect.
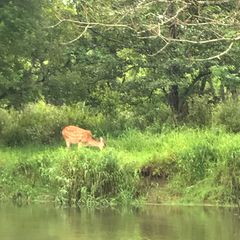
<box><xmin>62</xmin><ymin>125</ymin><xmax>105</xmax><ymax>150</ymax></box>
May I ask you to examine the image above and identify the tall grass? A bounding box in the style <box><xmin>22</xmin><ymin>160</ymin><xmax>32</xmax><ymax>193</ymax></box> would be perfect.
<box><xmin>0</xmin><ymin>146</ymin><xmax>140</xmax><ymax>206</ymax></box>
<box><xmin>107</xmin><ymin>128</ymin><xmax>240</xmax><ymax>205</ymax></box>
<box><xmin>1</xmin><ymin>128</ymin><xmax>240</xmax><ymax>206</ymax></box>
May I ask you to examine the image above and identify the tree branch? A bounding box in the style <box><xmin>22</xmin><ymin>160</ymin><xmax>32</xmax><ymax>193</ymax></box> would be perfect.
<box><xmin>61</xmin><ymin>24</ymin><xmax>90</xmax><ymax>45</ymax></box>
<box><xmin>148</xmin><ymin>42</ymin><xmax>170</xmax><ymax>56</ymax></box>
<box><xmin>47</xmin><ymin>17</ymin><xmax>135</xmax><ymax>31</ymax></box>
<box><xmin>47</xmin><ymin>1</ymin><xmax>240</xmax><ymax>60</ymax></box>
<box><xmin>195</xmin><ymin>42</ymin><xmax>234</xmax><ymax>61</ymax></box>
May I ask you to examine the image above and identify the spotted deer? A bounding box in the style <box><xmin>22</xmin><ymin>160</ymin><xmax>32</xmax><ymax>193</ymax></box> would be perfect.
<box><xmin>62</xmin><ymin>125</ymin><xmax>105</xmax><ymax>150</ymax></box>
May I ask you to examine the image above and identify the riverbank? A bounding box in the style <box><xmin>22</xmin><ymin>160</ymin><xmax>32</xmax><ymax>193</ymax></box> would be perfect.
<box><xmin>0</xmin><ymin>129</ymin><xmax>240</xmax><ymax>207</ymax></box>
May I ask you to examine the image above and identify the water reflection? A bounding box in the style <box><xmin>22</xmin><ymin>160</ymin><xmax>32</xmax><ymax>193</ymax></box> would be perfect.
<box><xmin>0</xmin><ymin>204</ymin><xmax>239</xmax><ymax>240</ymax></box>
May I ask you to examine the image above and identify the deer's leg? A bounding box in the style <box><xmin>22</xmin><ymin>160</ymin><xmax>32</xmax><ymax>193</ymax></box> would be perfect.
<box><xmin>78</xmin><ymin>142</ymin><xmax>83</xmax><ymax>149</ymax></box>
<box><xmin>66</xmin><ymin>141</ymin><xmax>71</xmax><ymax>148</ymax></box>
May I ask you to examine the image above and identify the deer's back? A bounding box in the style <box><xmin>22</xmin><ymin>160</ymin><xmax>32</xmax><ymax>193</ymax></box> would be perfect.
<box><xmin>62</xmin><ymin>125</ymin><xmax>92</xmax><ymax>144</ymax></box>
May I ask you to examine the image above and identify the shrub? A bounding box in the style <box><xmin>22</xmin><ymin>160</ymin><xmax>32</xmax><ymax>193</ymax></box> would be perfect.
<box><xmin>177</xmin><ymin>143</ymin><xmax>218</xmax><ymax>185</ymax></box>
<box><xmin>54</xmin><ymin>152</ymin><xmax>140</xmax><ymax>206</ymax></box>
<box><xmin>133</xmin><ymin>102</ymin><xmax>174</xmax><ymax>131</ymax></box>
<box><xmin>0</xmin><ymin>99</ymin><xmax>177</xmax><ymax>146</ymax></box>
<box><xmin>0</xmin><ymin>109</ymin><xmax>22</xmax><ymax>145</ymax></box>
<box><xmin>187</xmin><ymin>95</ymin><xmax>213</xmax><ymax>127</ymax></box>
<box><xmin>0</xmin><ymin>101</ymin><xmax>110</xmax><ymax>145</ymax></box>
<box><xmin>213</xmin><ymin>147</ymin><xmax>240</xmax><ymax>205</ymax></box>
<box><xmin>214</xmin><ymin>99</ymin><xmax>240</xmax><ymax>132</ymax></box>
<box><xmin>0</xmin><ymin>108</ymin><xmax>11</xmax><ymax>134</ymax></box>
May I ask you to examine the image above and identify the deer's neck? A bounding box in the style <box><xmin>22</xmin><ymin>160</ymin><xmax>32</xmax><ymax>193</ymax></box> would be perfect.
<box><xmin>87</xmin><ymin>138</ymin><xmax>101</xmax><ymax>147</ymax></box>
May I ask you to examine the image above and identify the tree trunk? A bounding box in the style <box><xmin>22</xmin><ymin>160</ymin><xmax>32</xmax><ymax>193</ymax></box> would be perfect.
<box><xmin>168</xmin><ymin>84</ymin><xmax>179</xmax><ymax>113</ymax></box>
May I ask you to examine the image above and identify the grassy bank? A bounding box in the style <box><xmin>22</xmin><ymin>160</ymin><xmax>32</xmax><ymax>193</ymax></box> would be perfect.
<box><xmin>0</xmin><ymin>129</ymin><xmax>240</xmax><ymax>205</ymax></box>
<box><xmin>0</xmin><ymin>128</ymin><xmax>240</xmax><ymax>207</ymax></box>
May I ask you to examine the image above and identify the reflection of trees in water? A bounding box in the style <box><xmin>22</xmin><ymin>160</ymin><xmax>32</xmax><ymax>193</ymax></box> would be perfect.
<box><xmin>62</xmin><ymin>207</ymin><xmax>143</xmax><ymax>240</ymax></box>
<box><xmin>0</xmin><ymin>204</ymin><xmax>61</xmax><ymax>240</ymax></box>
<box><xmin>137</xmin><ymin>206</ymin><xmax>240</xmax><ymax>240</ymax></box>
<box><xmin>0</xmin><ymin>205</ymin><xmax>239</xmax><ymax>240</ymax></box>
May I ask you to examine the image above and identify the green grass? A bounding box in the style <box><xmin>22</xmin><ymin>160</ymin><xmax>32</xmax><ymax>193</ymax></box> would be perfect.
<box><xmin>1</xmin><ymin>128</ymin><xmax>240</xmax><ymax>206</ymax></box>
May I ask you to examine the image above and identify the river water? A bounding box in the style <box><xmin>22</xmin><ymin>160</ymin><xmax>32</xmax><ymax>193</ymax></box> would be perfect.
<box><xmin>0</xmin><ymin>204</ymin><xmax>239</xmax><ymax>240</ymax></box>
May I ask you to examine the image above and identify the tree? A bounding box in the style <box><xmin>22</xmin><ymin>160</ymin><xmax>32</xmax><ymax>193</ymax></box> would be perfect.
<box><xmin>0</xmin><ymin>0</ymin><xmax>45</xmax><ymax>106</ymax></box>
<box><xmin>46</xmin><ymin>0</ymin><xmax>240</xmax><ymax>118</ymax></box>
<box><xmin>50</xmin><ymin>0</ymin><xmax>240</xmax><ymax>60</ymax></box>
<box><xmin>2</xmin><ymin>0</ymin><xmax>240</xmax><ymax>125</ymax></box>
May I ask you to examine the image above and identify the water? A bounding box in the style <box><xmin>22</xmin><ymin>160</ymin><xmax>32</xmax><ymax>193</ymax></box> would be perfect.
<box><xmin>0</xmin><ymin>204</ymin><xmax>239</xmax><ymax>240</ymax></box>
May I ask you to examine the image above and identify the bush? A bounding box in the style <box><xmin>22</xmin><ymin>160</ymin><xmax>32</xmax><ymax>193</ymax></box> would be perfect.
<box><xmin>0</xmin><ymin>108</ymin><xmax>21</xmax><ymax>145</ymax></box>
<box><xmin>214</xmin><ymin>99</ymin><xmax>240</xmax><ymax>132</ymax></box>
<box><xmin>0</xmin><ymin>147</ymin><xmax>141</xmax><ymax>206</ymax></box>
<box><xmin>0</xmin><ymin>101</ymin><xmax>110</xmax><ymax>145</ymax></box>
<box><xmin>213</xmin><ymin>147</ymin><xmax>240</xmax><ymax>205</ymax></box>
<box><xmin>51</xmin><ymin>152</ymin><xmax>140</xmax><ymax>206</ymax></box>
<box><xmin>0</xmin><ymin>100</ymin><xmax>175</xmax><ymax>146</ymax></box>
<box><xmin>177</xmin><ymin>143</ymin><xmax>218</xmax><ymax>185</ymax></box>
<box><xmin>1</xmin><ymin>101</ymin><xmax>63</xmax><ymax>145</ymax></box>
<box><xmin>133</xmin><ymin>102</ymin><xmax>174</xmax><ymax>131</ymax></box>
<box><xmin>0</xmin><ymin>108</ymin><xmax>10</xmax><ymax>133</ymax></box>
<box><xmin>187</xmin><ymin>95</ymin><xmax>213</xmax><ymax>127</ymax></box>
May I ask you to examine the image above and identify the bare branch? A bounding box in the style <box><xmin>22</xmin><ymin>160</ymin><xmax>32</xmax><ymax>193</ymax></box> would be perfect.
<box><xmin>46</xmin><ymin>0</ymin><xmax>240</xmax><ymax>61</ymax></box>
<box><xmin>195</xmin><ymin>42</ymin><xmax>234</xmax><ymax>61</ymax></box>
<box><xmin>149</xmin><ymin>42</ymin><xmax>170</xmax><ymax>56</ymax></box>
<box><xmin>197</xmin><ymin>0</ymin><xmax>231</xmax><ymax>4</ymax></box>
<box><xmin>178</xmin><ymin>20</ymin><xmax>237</xmax><ymax>27</ymax></box>
<box><xmin>139</xmin><ymin>33</ymin><xmax>240</xmax><ymax>45</ymax></box>
<box><xmin>46</xmin><ymin>14</ymin><xmax>65</xmax><ymax>28</ymax></box>
<box><xmin>166</xmin><ymin>35</ymin><xmax>240</xmax><ymax>44</ymax></box>
<box><xmin>61</xmin><ymin>24</ymin><xmax>91</xmax><ymax>45</ymax></box>
<box><xmin>162</xmin><ymin>3</ymin><xmax>189</xmax><ymax>25</ymax></box>
<box><xmin>47</xmin><ymin>17</ymin><xmax>135</xmax><ymax>31</ymax></box>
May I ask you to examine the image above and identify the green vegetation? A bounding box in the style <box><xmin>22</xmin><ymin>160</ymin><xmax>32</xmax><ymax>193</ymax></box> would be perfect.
<box><xmin>0</xmin><ymin>146</ymin><xmax>140</xmax><ymax>207</ymax></box>
<box><xmin>1</xmin><ymin>116</ymin><xmax>240</xmax><ymax>206</ymax></box>
<box><xmin>1</xmin><ymin>1</ymin><xmax>240</xmax><ymax>207</ymax></box>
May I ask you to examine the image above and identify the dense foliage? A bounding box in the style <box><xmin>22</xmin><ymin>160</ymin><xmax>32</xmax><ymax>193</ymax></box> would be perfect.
<box><xmin>1</xmin><ymin>100</ymin><xmax>240</xmax><ymax>146</ymax></box>
<box><xmin>1</xmin><ymin>0</ymin><xmax>240</xmax><ymax>119</ymax></box>
<box><xmin>1</xmin><ymin>1</ymin><xmax>240</xmax><ymax>206</ymax></box>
